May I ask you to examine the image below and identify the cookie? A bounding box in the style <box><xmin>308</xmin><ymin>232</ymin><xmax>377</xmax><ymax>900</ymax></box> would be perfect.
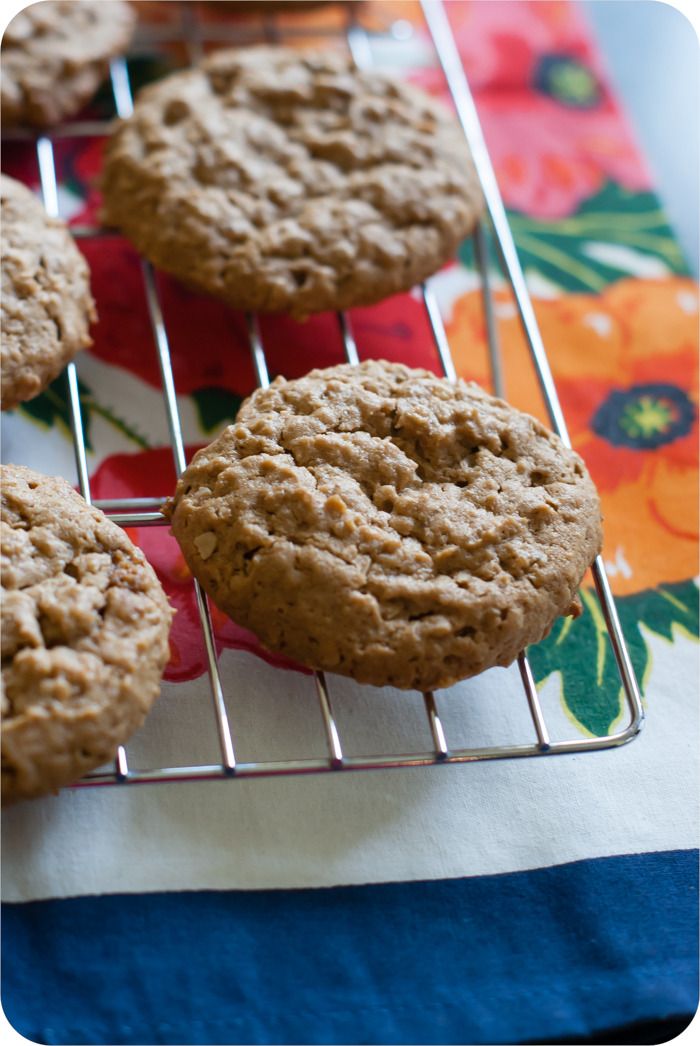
<box><xmin>1</xmin><ymin>0</ymin><xmax>136</xmax><ymax>128</ymax></box>
<box><xmin>1</xmin><ymin>175</ymin><xmax>96</xmax><ymax>412</ymax></box>
<box><xmin>203</xmin><ymin>2</ymin><xmax>331</xmax><ymax>10</ymax></box>
<box><xmin>165</xmin><ymin>361</ymin><xmax>602</xmax><ymax>691</ymax></box>
<box><xmin>101</xmin><ymin>46</ymin><xmax>483</xmax><ymax>319</ymax></box>
<box><xmin>1</xmin><ymin>465</ymin><xmax>173</xmax><ymax>804</ymax></box>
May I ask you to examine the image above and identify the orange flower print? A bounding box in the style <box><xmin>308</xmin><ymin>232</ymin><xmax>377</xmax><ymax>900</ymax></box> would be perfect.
<box><xmin>447</xmin><ymin>276</ymin><xmax>698</xmax><ymax>594</ymax></box>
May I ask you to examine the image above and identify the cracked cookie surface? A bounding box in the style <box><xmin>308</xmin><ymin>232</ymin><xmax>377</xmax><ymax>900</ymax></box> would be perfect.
<box><xmin>101</xmin><ymin>46</ymin><xmax>483</xmax><ymax>318</ymax></box>
<box><xmin>166</xmin><ymin>360</ymin><xmax>602</xmax><ymax>691</ymax></box>
<box><xmin>1</xmin><ymin>175</ymin><xmax>96</xmax><ymax>411</ymax></box>
<box><xmin>1</xmin><ymin>465</ymin><xmax>173</xmax><ymax>804</ymax></box>
<box><xmin>2</xmin><ymin>0</ymin><xmax>136</xmax><ymax>127</ymax></box>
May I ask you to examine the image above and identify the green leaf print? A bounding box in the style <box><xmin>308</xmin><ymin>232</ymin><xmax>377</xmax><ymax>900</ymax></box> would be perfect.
<box><xmin>19</xmin><ymin>373</ymin><xmax>149</xmax><ymax>450</ymax></box>
<box><xmin>191</xmin><ymin>387</ymin><xmax>243</xmax><ymax>433</ymax></box>
<box><xmin>459</xmin><ymin>181</ymin><xmax>690</xmax><ymax>292</ymax></box>
<box><xmin>528</xmin><ymin>578</ymin><xmax>698</xmax><ymax>737</ymax></box>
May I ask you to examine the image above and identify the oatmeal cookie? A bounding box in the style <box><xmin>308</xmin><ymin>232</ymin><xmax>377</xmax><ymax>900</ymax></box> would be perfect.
<box><xmin>1</xmin><ymin>0</ymin><xmax>136</xmax><ymax>128</ymax></box>
<box><xmin>1</xmin><ymin>465</ymin><xmax>173</xmax><ymax>803</ymax></box>
<box><xmin>203</xmin><ymin>2</ymin><xmax>331</xmax><ymax>10</ymax></box>
<box><xmin>165</xmin><ymin>360</ymin><xmax>602</xmax><ymax>691</ymax></box>
<box><xmin>101</xmin><ymin>46</ymin><xmax>482</xmax><ymax>319</ymax></box>
<box><xmin>1</xmin><ymin>175</ymin><xmax>96</xmax><ymax>411</ymax></box>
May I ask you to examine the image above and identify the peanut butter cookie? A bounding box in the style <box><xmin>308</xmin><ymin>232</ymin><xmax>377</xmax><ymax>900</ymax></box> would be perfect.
<box><xmin>101</xmin><ymin>46</ymin><xmax>483</xmax><ymax>319</ymax></box>
<box><xmin>2</xmin><ymin>0</ymin><xmax>136</xmax><ymax>127</ymax></box>
<box><xmin>1</xmin><ymin>175</ymin><xmax>96</xmax><ymax>412</ymax></box>
<box><xmin>1</xmin><ymin>465</ymin><xmax>173</xmax><ymax>803</ymax></box>
<box><xmin>166</xmin><ymin>361</ymin><xmax>602</xmax><ymax>691</ymax></box>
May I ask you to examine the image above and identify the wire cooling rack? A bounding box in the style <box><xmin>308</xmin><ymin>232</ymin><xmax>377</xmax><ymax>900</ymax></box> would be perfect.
<box><xmin>1</xmin><ymin>0</ymin><xmax>643</xmax><ymax>787</ymax></box>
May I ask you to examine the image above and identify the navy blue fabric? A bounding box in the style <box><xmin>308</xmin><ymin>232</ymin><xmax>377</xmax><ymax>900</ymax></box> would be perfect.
<box><xmin>2</xmin><ymin>850</ymin><xmax>698</xmax><ymax>1045</ymax></box>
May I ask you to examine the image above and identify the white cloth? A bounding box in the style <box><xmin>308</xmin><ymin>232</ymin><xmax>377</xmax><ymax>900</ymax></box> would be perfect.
<box><xmin>3</xmin><ymin>628</ymin><xmax>697</xmax><ymax>902</ymax></box>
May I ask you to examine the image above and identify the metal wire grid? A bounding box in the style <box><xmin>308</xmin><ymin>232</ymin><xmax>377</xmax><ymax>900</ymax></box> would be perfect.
<box><xmin>5</xmin><ymin>0</ymin><xmax>643</xmax><ymax>788</ymax></box>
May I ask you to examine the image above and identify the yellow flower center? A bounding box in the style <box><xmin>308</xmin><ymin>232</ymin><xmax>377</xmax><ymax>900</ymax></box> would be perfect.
<box><xmin>620</xmin><ymin>396</ymin><xmax>675</xmax><ymax>439</ymax></box>
<box><xmin>549</xmin><ymin>64</ymin><xmax>597</xmax><ymax>103</ymax></box>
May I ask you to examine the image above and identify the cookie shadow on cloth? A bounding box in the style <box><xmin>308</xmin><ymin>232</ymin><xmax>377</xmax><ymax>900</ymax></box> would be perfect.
<box><xmin>166</xmin><ymin>646</ymin><xmax>539</xmax><ymax>767</ymax></box>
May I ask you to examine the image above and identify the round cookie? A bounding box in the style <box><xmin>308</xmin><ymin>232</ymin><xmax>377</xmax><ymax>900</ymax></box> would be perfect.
<box><xmin>1</xmin><ymin>175</ymin><xmax>96</xmax><ymax>412</ymax></box>
<box><xmin>203</xmin><ymin>2</ymin><xmax>332</xmax><ymax>11</ymax></box>
<box><xmin>165</xmin><ymin>360</ymin><xmax>602</xmax><ymax>691</ymax></box>
<box><xmin>1</xmin><ymin>465</ymin><xmax>173</xmax><ymax>804</ymax></box>
<box><xmin>1</xmin><ymin>0</ymin><xmax>136</xmax><ymax>128</ymax></box>
<box><xmin>101</xmin><ymin>46</ymin><xmax>483</xmax><ymax>319</ymax></box>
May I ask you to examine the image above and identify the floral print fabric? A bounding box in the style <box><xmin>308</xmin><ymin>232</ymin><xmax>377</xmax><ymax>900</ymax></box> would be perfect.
<box><xmin>1</xmin><ymin>0</ymin><xmax>696</xmax><ymax>737</ymax></box>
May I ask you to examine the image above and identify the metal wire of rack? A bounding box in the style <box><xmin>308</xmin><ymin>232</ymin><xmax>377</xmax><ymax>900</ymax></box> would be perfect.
<box><xmin>3</xmin><ymin>0</ymin><xmax>643</xmax><ymax>788</ymax></box>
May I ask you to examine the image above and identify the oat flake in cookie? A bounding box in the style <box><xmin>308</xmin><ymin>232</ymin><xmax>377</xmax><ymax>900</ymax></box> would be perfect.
<box><xmin>101</xmin><ymin>46</ymin><xmax>483</xmax><ymax>319</ymax></box>
<box><xmin>1</xmin><ymin>465</ymin><xmax>173</xmax><ymax>804</ymax></box>
<box><xmin>2</xmin><ymin>0</ymin><xmax>136</xmax><ymax>128</ymax></box>
<box><xmin>1</xmin><ymin>175</ymin><xmax>96</xmax><ymax>412</ymax></box>
<box><xmin>166</xmin><ymin>361</ymin><xmax>602</xmax><ymax>692</ymax></box>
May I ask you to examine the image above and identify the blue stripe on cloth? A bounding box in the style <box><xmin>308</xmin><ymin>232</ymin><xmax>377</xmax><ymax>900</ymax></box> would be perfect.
<box><xmin>2</xmin><ymin>850</ymin><xmax>698</xmax><ymax>1045</ymax></box>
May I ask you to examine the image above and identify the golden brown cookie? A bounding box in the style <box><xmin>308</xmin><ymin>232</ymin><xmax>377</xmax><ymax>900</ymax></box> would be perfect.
<box><xmin>165</xmin><ymin>361</ymin><xmax>602</xmax><ymax>691</ymax></box>
<box><xmin>1</xmin><ymin>0</ymin><xmax>136</xmax><ymax>128</ymax></box>
<box><xmin>202</xmin><ymin>2</ymin><xmax>331</xmax><ymax>11</ymax></box>
<box><xmin>1</xmin><ymin>465</ymin><xmax>173</xmax><ymax>804</ymax></box>
<box><xmin>101</xmin><ymin>46</ymin><xmax>483</xmax><ymax>319</ymax></box>
<box><xmin>1</xmin><ymin>175</ymin><xmax>96</xmax><ymax>412</ymax></box>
